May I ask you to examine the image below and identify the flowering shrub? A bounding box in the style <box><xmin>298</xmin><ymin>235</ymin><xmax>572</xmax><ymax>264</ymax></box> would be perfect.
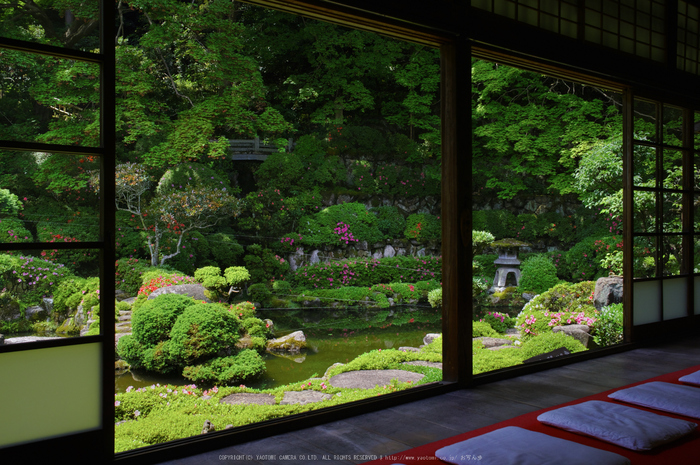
<box><xmin>333</xmin><ymin>222</ymin><xmax>358</xmax><ymax>244</ymax></box>
<box><xmin>516</xmin><ymin>281</ymin><xmax>597</xmax><ymax>340</ymax></box>
<box><xmin>480</xmin><ymin>311</ymin><xmax>515</xmax><ymax>333</ymax></box>
<box><xmin>297</xmin><ymin>202</ymin><xmax>383</xmax><ymax>247</ymax></box>
<box><xmin>0</xmin><ymin>217</ymin><xmax>33</xmax><ymax>243</ymax></box>
<box><xmin>0</xmin><ymin>254</ymin><xmax>72</xmax><ymax>307</ymax></box>
<box><xmin>137</xmin><ymin>273</ymin><xmax>197</xmax><ymax>298</ymax></box>
<box><xmin>404</xmin><ymin>213</ymin><xmax>441</xmax><ymax>241</ymax></box>
<box><xmin>280</xmin><ymin>234</ymin><xmax>303</xmax><ymax>252</ymax></box>
<box><xmin>115</xmin><ymin>257</ymin><xmax>148</xmax><ymax>295</ymax></box>
<box><xmin>292</xmin><ymin>255</ymin><xmax>441</xmax><ymax>289</ymax></box>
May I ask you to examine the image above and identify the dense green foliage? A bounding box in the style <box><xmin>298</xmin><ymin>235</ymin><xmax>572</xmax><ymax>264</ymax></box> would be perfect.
<box><xmin>518</xmin><ymin>254</ymin><xmax>561</xmax><ymax>294</ymax></box>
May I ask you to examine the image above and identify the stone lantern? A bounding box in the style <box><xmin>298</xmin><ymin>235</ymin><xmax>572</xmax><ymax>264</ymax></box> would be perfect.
<box><xmin>491</xmin><ymin>239</ymin><xmax>529</xmax><ymax>290</ymax></box>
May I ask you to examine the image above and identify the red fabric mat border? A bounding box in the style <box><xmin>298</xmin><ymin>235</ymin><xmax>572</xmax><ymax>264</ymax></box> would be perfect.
<box><xmin>362</xmin><ymin>364</ymin><xmax>700</xmax><ymax>465</ymax></box>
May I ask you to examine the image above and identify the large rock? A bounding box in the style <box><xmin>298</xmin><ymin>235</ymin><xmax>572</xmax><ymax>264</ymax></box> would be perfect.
<box><xmin>593</xmin><ymin>276</ymin><xmax>623</xmax><ymax>310</ymax></box>
<box><xmin>383</xmin><ymin>244</ymin><xmax>396</xmax><ymax>258</ymax></box>
<box><xmin>24</xmin><ymin>305</ymin><xmax>47</xmax><ymax>321</ymax></box>
<box><xmin>423</xmin><ymin>333</ymin><xmax>441</xmax><ymax>346</ymax></box>
<box><xmin>309</xmin><ymin>250</ymin><xmax>321</xmax><ymax>265</ymax></box>
<box><xmin>553</xmin><ymin>324</ymin><xmax>591</xmax><ymax>347</ymax></box>
<box><xmin>288</xmin><ymin>247</ymin><xmax>305</xmax><ymax>272</ymax></box>
<box><xmin>266</xmin><ymin>330</ymin><xmax>307</xmax><ymax>354</ymax></box>
<box><xmin>148</xmin><ymin>283</ymin><xmax>211</xmax><ymax>302</ymax></box>
<box><xmin>42</xmin><ymin>298</ymin><xmax>54</xmax><ymax>313</ymax></box>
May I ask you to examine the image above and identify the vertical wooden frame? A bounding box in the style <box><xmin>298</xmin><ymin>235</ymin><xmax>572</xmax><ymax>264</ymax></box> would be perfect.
<box><xmin>100</xmin><ymin>0</ymin><xmax>117</xmax><ymax>460</ymax></box>
<box><xmin>440</xmin><ymin>39</ymin><xmax>471</xmax><ymax>386</ymax></box>
<box><xmin>623</xmin><ymin>88</ymin><xmax>635</xmax><ymax>340</ymax></box>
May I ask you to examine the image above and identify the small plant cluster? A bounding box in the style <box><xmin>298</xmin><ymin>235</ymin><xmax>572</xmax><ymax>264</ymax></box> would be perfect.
<box><xmin>516</xmin><ymin>281</ymin><xmax>597</xmax><ymax>340</ymax></box>
<box><xmin>293</xmin><ymin>255</ymin><xmax>441</xmax><ymax>289</ymax></box>
<box><xmin>592</xmin><ymin>303</ymin><xmax>623</xmax><ymax>346</ymax></box>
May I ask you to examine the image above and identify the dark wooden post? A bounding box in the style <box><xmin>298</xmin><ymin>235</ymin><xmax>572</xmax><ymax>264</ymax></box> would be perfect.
<box><xmin>440</xmin><ymin>38</ymin><xmax>472</xmax><ymax>386</ymax></box>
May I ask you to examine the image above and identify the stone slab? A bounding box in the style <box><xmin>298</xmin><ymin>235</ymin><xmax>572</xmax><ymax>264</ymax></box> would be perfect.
<box><xmin>329</xmin><ymin>369</ymin><xmax>424</xmax><ymax>389</ymax></box>
<box><xmin>219</xmin><ymin>393</ymin><xmax>276</xmax><ymax>405</ymax></box>
<box><xmin>280</xmin><ymin>391</ymin><xmax>332</xmax><ymax>405</ymax></box>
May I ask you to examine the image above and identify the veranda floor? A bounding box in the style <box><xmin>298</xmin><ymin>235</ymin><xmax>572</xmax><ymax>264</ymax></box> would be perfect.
<box><xmin>155</xmin><ymin>334</ymin><xmax>700</xmax><ymax>465</ymax></box>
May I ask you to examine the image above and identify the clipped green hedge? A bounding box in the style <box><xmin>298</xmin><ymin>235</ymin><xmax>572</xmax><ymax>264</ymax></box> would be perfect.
<box><xmin>292</xmin><ymin>255</ymin><xmax>441</xmax><ymax>289</ymax></box>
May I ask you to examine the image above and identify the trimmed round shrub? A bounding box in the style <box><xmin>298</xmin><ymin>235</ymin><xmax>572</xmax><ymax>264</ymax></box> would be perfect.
<box><xmin>371</xmin><ymin>206</ymin><xmax>406</xmax><ymax>239</ymax></box>
<box><xmin>241</xmin><ymin>317</ymin><xmax>271</xmax><ymax>339</ymax></box>
<box><xmin>116</xmin><ymin>334</ymin><xmax>145</xmax><ymax>369</ymax></box>
<box><xmin>272</xmin><ymin>280</ymin><xmax>292</xmax><ymax>295</ymax></box>
<box><xmin>518</xmin><ymin>254</ymin><xmax>560</xmax><ymax>294</ymax></box>
<box><xmin>231</xmin><ymin>301</ymin><xmax>257</xmax><ymax>320</ymax></box>
<box><xmin>169</xmin><ymin>303</ymin><xmax>240</xmax><ymax>365</ymax></box>
<box><xmin>194</xmin><ymin>266</ymin><xmax>226</xmax><ymax>290</ymax></box>
<box><xmin>247</xmin><ymin>283</ymin><xmax>271</xmax><ymax>304</ymax></box>
<box><xmin>131</xmin><ymin>294</ymin><xmax>197</xmax><ymax>347</ymax></box>
<box><xmin>519</xmin><ymin>332</ymin><xmax>587</xmax><ymax>359</ymax></box>
<box><xmin>224</xmin><ymin>266</ymin><xmax>251</xmax><ymax>287</ymax></box>
<box><xmin>182</xmin><ymin>350</ymin><xmax>265</xmax><ymax>384</ymax></box>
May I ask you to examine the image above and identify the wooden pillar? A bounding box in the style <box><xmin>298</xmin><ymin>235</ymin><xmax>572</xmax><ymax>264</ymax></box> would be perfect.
<box><xmin>440</xmin><ymin>38</ymin><xmax>472</xmax><ymax>386</ymax></box>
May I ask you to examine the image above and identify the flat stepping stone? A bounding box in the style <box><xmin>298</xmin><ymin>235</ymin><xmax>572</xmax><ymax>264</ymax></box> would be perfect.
<box><xmin>402</xmin><ymin>360</ymin><xmax>443</xmax><ymax>369</ymax></box>
<box><xmin>329</xmin><ymin>369</ymin><xmax>424</xmax><ymax>389</ymax></box>
<box><xmin>475</xmin><ymin>337</ymin><xmax>513</xmax><ymax>348</ymax></box>
<box><xmin>280</xmin><ymin>391</ymin><xmax>332</xmax><ymax>405</ymax></box>
<box><xmin>219</xmin><ymin>393</ymin><xmax>276</xmax><ymax>405</ymax></box>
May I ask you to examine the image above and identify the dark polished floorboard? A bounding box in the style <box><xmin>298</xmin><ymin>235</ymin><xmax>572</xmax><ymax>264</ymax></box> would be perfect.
<box><xmin>156</xmin><ymin>335</ymin><xmax>700</xmax><ymax>465</ymax></box>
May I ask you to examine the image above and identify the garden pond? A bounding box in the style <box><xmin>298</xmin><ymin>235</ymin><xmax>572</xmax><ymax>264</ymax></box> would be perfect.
<box><xmin>115</xmin><ymin>305</ymin><xmax>442</xmax><ymax>392</ymax></box>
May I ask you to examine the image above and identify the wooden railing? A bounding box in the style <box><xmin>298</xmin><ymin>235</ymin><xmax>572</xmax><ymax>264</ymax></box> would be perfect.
<box><xmin>228</xmin><ymin>137</ymin><xmax>294</xmax><ymax>161</ymax></box>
